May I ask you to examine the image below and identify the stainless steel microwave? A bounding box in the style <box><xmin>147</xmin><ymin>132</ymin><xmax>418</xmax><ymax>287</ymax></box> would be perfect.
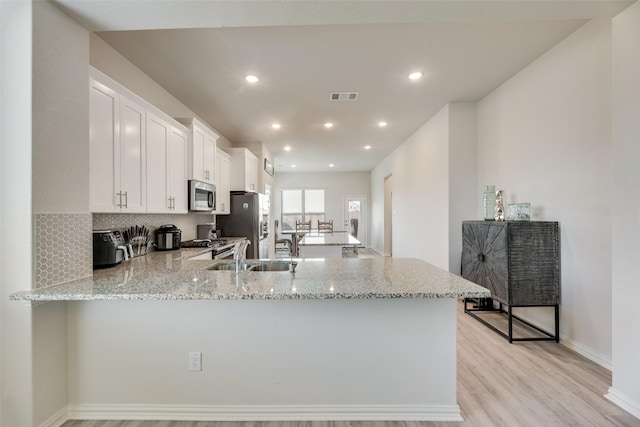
<box><xmin>188</xmin><ymin>180</ymin><xmax>216</xmax><ymax>212</ymax></box>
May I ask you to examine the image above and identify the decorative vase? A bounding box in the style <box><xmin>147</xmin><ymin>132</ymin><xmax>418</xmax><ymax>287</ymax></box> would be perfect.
<box><xmin>495</xmin><ymin>190</ymin><xmax>505</xmax><ymax>221</ymax></box>
<box><xmin>483</xmin><ymin>185</ymin><xmax>496</xmax><ymax>221</ymax></box>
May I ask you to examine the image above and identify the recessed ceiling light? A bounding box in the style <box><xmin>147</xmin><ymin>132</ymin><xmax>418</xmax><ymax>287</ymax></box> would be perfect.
<box><xmin>272</xmin><ymin>123</ymin><xmax>281</xmax><ymax>129</ymax></box>
<box><xmin>364</xmin><ymin>145</ymin><xmax>372</xmax><ymax>150</ymax></box>
<box><xmin>245</xmin><ymin>75</ymin><xmax>259</xmax><ymax>83</ymax></box>
<box><xmin>284</xmin><ymin>146</ymin><xmax>291</xmax><ymax>151</ymax></box>
<box><xmin>409</xmin><ymin>72</ymin><xmax>423</xmax><ymax>80</ymax></box>
<box><xmin>378</xmin><ymin>121</ymin><xmax>388</xmax><ymax>127</ymax></box>
<box><xmin>324</xmin><ymin>122</ymin><xmax>334</xmax><ymax>128</ymax></box>
<box><xmin>329</xmin><ymin>164</ymin><xmax>335</xmax><ymax>168</ymax></box>
<box><xmin>291</xmin><ymin>164</ymin><xmax>297</xmax><ymax>168</ymax></box>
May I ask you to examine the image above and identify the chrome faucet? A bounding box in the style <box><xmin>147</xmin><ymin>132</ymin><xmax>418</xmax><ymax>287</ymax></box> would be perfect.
<box><xmin>234</xmin><ymin>239</ymin><xmax>251</xmax><ymax>273</ymax></box>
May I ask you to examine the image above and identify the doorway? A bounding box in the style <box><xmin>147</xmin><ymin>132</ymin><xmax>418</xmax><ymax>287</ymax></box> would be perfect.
<box><xmin>384</xmin><ymin>174</ymin><xmax>393</xmax><ymax>257</ymax></box>
<box><xmin>343</xmin><ymin>195</ymin><xmax>367</xmax><ymax>247</ymax></box>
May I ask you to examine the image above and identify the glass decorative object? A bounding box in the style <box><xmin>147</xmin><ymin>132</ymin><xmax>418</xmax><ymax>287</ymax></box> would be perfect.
<box><xmin>507</xmin><ymin>203</ymin><xmax>531</xmax><ymax>221</ymax></box>
<box><xmin>483</xmin><ymin>185</ymin><xmax>496</xmax><ymax>221</ymax></box>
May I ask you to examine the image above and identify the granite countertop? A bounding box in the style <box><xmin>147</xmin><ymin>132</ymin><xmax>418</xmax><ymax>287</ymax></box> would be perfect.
<box><xmin>299</xmin><ymin>233</ymin><xmax>360</xmax><ymax>246</ymax></box>
<box><xmin>10</xmin><ymin>248</ymin><xmax>489</xmax><ymax>302</ymax></box>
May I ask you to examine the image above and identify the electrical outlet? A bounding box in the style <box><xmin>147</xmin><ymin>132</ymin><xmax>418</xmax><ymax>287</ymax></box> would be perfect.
<box><xmin>189</xmin><ymin>352</ymin><xmax>202</xmax><ymax>371</ymax></box>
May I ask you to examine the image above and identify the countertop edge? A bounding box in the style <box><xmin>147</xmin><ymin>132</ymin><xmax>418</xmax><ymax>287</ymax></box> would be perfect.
<box><xmin>10</xmin><ymin>291</ymin><xmax>490</xmax><ymax>302</ymax></box>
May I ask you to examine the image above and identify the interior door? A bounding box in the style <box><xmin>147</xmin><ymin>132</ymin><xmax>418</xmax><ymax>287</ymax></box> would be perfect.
<box><xmin>343</xmin><ymin>195</ymin><xmax>367</xmax><ymax>247</ymax></box>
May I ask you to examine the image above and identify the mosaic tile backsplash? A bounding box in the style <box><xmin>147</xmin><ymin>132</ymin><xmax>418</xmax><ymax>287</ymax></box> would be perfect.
<box><xmin>32</xmin><ymin>213</ymin><xmax>216</xmax><ymax>288</ymax></box>
<box><xmin>34</xmin><ymin>213</ymin><xmax>93</xmax><ymax>288</ymax></box>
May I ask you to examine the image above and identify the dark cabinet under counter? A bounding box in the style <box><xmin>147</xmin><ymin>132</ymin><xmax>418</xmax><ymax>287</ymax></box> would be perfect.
<box><xmin>461</xmin><ymin>220</ymin><xmax>560</xmax><ymax>342</ymax></box>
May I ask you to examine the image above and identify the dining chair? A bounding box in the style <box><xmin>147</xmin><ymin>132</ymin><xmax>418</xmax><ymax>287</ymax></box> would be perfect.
<box><xmin>295</xmin><ymin>220</ymin><xmax>311</xmax><ymax>231</ymax></box>
<box><xmin>274</xmin><ymin>219</ymin><xmax>292</xmax><ymax>256</ymax></box>
<box><xmin>317</xmin><ymin>220</ymin><xmax>333</xmax><ymax>233</ymax></box>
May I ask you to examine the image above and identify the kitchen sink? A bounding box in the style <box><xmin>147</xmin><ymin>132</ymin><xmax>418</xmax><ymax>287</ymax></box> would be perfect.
<box><xmin>207</xmin><ymin>260</ymin><xmax>296</xmax><ymax>272</ymax></box>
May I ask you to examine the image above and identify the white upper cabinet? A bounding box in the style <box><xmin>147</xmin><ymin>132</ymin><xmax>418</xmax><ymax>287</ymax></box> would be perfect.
<box><xmin>90</xmin><ymin>68</ymin><xmax>189</xmax><ymax>215</ymax></box>
<box><xmin>214</xmin><ymin>148</ymin><xmax>231</xmax><ymax>214</ymax></box>
<box><xmin>90</xmin><ymin>78</ymin><xmax>146</xmax><ymax>213</ymax></box>
<box><xmin>178</xmin><ymin>118</ymin><xmax>218</xmax><ymax>185</ymax></box>
<box><xmin>227</xmin><ymin>147</ymin><xmax>259</xmax><ymax>193</ymax></box>
<box><xmin>146</xmin><ymin>112</ymin><xmax>170</xmax><ymax>213</ymax></box>
<box><xmin>118</xmin><ymin>96</ymin><xmax>147</xmax><ymax>212</ymax></box>
<box><xmin>146</xmin><ymin>112</ymin><xmax>188</xmax><ymax>213</ymax></box>
<box><xmin>169</xmin><ymin>126</ymin><xmax>188</xmax><ymax>213</ymax></box>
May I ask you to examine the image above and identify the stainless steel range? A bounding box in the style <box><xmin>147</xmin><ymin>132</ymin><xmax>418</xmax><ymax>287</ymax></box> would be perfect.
<box><xmin>181</xmin><ymin>239</ymin><xmax>236</xmax><ymax>259</ymax></box>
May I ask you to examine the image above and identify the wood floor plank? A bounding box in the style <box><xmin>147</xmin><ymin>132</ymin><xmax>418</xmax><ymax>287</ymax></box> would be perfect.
<box><xmin>61</xmin><ymin>301</ymin><xmax>640</xmax><ymax>427</ymax></box>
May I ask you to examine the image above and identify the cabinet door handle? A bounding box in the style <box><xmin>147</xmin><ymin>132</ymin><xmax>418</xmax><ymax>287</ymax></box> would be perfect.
<box><xmin>117</xmin><ymin>191</ymin><xmax>123</xmax><ymax>208</ymax></box>
<box><xmin>123</xmin><ymin>191</ymin><xmax>128</xmax><ymax>209</ymax></box>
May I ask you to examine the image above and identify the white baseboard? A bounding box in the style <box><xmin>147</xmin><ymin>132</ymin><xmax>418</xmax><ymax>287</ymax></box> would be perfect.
<box><xmin>559</xmin><ymin>334</ymin><xmax>612</xmax><ymax>370</ymax></box>
<box><xmin>606</xmin><ymin>387</ymin><xmax>640</xmax><ymax>420</ymax></box>
<box><xmin>38</xmin><ymin>405</ymin><xmax>68</xmax><ymax>427</ymax></box>
<box><xmin>67</xmin><ymin>403</ymin><xmax>463</xmax><ymax>422</ymax></box>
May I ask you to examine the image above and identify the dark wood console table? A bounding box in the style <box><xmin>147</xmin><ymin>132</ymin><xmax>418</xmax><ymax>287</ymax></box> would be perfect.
<box><xmin>461</xmin><ymin>220</ymin><xmax>560</xmax><ymax>343</ymax></box>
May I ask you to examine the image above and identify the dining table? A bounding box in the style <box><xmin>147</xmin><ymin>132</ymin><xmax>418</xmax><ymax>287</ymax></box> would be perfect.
<box><xmin>282</xmin><ymin>229</ymin><xmax>349</xmax><ymax>257</ymax></box>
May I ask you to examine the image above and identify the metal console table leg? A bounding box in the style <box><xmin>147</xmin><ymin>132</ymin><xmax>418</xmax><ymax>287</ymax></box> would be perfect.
<box><xmin>464</xmin><ymin>298</ymin><xmax>559</xmax><ymax>343</ymax></box>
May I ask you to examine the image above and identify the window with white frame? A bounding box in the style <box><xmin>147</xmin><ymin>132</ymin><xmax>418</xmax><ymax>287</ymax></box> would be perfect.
<box><xmin>281</xmin><ymin>189</ymin><xmax>325</xmax><ymax>230</ymax></box>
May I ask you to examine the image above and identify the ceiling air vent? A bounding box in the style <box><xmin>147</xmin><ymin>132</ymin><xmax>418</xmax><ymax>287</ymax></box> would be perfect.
<box><xmin>330</xmin><ymin>92</ymin><xmax>359</xmax><ymax>101</ymax></box>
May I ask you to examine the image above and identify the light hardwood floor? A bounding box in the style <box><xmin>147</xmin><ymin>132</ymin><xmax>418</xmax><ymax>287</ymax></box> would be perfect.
<box><xmin>62</xmin><ymin>301</ymin><xmax>640</xmax><ymax>427</ymax></box>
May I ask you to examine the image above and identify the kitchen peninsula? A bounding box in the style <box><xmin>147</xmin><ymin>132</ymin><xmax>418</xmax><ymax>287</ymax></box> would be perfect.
<box><xmin>11</xmin><ymin>250</ymin><xmax>488</xmax><ymax>422</ymax></box>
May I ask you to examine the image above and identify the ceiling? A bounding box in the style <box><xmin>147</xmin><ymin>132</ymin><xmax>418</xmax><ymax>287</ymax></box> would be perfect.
<box><xmin>55</xmin><ymin>0</ymin><xmax>635</xmax><ymax>172</ymax></box>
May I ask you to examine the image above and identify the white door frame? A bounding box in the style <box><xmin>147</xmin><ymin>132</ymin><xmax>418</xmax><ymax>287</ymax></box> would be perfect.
<box><xmin>343</xmin><ymin>195</ymin><xmax>367</xmax><ymax>247</ymax></box>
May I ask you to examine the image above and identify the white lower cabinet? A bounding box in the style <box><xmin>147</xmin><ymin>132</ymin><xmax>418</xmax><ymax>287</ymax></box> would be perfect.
<box><xmin>214</xmin><ymin>148</ymin><xmax>231</xmax><ymax>214</ymax></box>
<box><xmin>146</xmin><ymin>112</ymin><xmax>187</xmax><ymax>213</ymax></box>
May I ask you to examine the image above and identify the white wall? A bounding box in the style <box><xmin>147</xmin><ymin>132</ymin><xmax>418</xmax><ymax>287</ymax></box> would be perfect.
<box><xmin>31</xmin><ymin>2</ymin><xmax>92</xmax><ymax>424</ymax></box>
<box><xmin>371</xmin><ymin>103</ymin><xmax>477</xmax><ymax>271</ymax></box>
<box><xmin>609</xmin><ymin>0</ymin><xmax>640</xmax><ymax>419</ymax></box>
<box><xmin>273</xmin><ymin>172</ymin><xmax>371</xmax><ymax>245</ymax></box>
<box><xmin>477</xmin><ymin>19</ymin><xmax>613</xmax><ymax>366</ymax></box>
<box><xmin>0</xmin><ymin>2</ymin><xmax>34</xmax><ymax>426</ymax></box>
<box><xmin>32</xmin><ymin>1</ymin><xmax>89</xmax><ymax>213</ymax></box>
<box><xmin>448</xmin><ymin>103</ymin><xmax>478</xmax><ymax>274</ymax></box>
<box><xmin>372</xmin><ymin>106</ymin><xmax>450</xmax><ymax>269</ymax></box>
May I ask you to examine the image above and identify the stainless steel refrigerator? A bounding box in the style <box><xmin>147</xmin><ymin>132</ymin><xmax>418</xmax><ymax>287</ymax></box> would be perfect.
<box><xmin>216</xmin><ymin>192</ymin><xmax>269</xmax><ymax>259</ymax></box>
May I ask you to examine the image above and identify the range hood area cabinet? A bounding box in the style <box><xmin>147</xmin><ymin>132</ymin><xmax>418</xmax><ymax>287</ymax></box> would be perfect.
<box><xmin>177</xmin><ymin>117</ymin><xmax>218</xmax><ymax>186</ymax></box>
<box><xmin>215</xmin><ymin>148</ymin><xmax>231</xmax><ymax>214</ymax></box>
<box><xmin>226</xmin><ymin>147</ymin><xmax>259</xmax><ymax>193</ymax></box>
<box><xmin>89</xmin><ymin>67</ymin><xmax>188</xmax><ymax>214</ymax></box>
